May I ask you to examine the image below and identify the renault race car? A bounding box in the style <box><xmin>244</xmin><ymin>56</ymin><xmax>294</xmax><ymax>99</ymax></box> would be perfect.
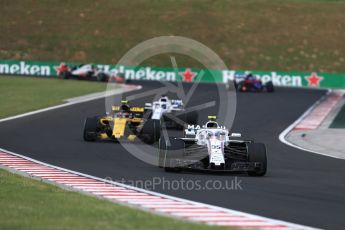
<box><xmin>158</xmin><ymin>116</ymin><xmax>267</xmax><ymax>176</ymax></box>
<box><xmin>56</xmin><ymin>63</ymin><xmax>127</xmax><ymax>83</ymax></box>
<box><xmin>234</xmin><ymin>73</ymin><xmax>274</xmax><ymax>92</ymax></box>
<box><xmin>83</xmin><ymin>100</ymin><xmax>160</xmax><ymax>144</ymax></box>
<box><xmin>144</xmin><ymin>96</ymin><xmax>198</xmax><ymax>129</ymax></box>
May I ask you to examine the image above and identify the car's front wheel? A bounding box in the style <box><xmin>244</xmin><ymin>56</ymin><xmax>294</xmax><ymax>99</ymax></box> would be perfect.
<box><xmin>247</xmin><ymin>143</ymin><xmax>267</xmax><ymax>176</ymax></box>
<box><xmin>83</xmin><ymin>117</ymin><xmax>99</xmax><ymax>142</ymax></box>
<box><xmin>237</xmin><ymin>82</ymin><xmax>247</xmax><ymax>92</ymax></box>
<box><xmin>162</xmin><ymin>137</ymin><xmax>184</xmax><ymax>172</ymax></box>
<box><xmin>140</xmin><ymin>119</ymin><xmax>161</xmax><ymax>144</ymax></box>
<box><xmin>97</xmin><ymin>73</ymin><xmax>108</xmax><ymax>82</ymax></box>
<box><xmin>265</xmin><ymin>81</ymin><xmax>274</xmax><ymax>92</ymax></box>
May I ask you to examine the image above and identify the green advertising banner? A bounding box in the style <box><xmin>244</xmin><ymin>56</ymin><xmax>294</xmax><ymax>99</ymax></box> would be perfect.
<box><xmin>0</xmin><ymin>59</ymin><xmax>345</xmax><ymax>89</ymax></box>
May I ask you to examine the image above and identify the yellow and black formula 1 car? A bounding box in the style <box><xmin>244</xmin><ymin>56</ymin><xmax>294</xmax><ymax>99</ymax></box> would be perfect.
<box><xmin>83</xmin><ymin>100</ymin><xmax>160</xmax><ymax>144</ymax></box>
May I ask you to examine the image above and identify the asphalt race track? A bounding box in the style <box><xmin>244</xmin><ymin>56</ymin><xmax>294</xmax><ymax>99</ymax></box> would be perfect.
<box><xmin>1</xmin><ymin>82</ymin><xmax>345</xmax><ymax>229</ymax></box>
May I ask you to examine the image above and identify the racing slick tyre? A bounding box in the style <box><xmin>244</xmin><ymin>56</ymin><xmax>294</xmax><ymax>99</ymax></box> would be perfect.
<box><xmin>158</xmin><ymin>134</ymin><xmax>167</xmax><ymax>168</ymax></box>
<box><xmin>83</xmin><ymin>117</ymin><xmax>99</xmax><ymax>142</ymax></box>
<box><xmin>265</xmin><ymin>81</ymin><xmax>274</xmax><ymax>93</ymax></box>
<box><xmin>143</xmin><ymin>110</ymin><xmax>152</xmax><ymax>120</ymax></box>
<box><xmin>59</xmin><ymin>72</ymin><xmax>70</xmax><ymax>79</ymax></box>
<box><xmin>141</xmin><ymin>119</ymin><xmax>161</xmax><ymax>144</ymax></box>
<box><xmin>82</xmin><ymin>71</ymin><xmax>94</xmax><ymax>81</ymax></box>
<box><xmin>162</xmin><ymin>137</ymin><xmax>184</xmax><ymax>172</ymax></box>
<box><xmin>233</xmin><ymin>80</ymin><xmax>238</xmax><ymax>90</ymax></box>
<box><xmin>237</xmin><ymin>82</ymin><xmax>247</xmax><ymax>92</ymax></box>
<box><xmin>97</xmin><ymin>73</ymin><xmax>108</xmax><ymax>82</ymax></box>
<box><xmin>247</xmin><ymin>143</ymin><xmax>267</xmax><ymax>176</ymax></box>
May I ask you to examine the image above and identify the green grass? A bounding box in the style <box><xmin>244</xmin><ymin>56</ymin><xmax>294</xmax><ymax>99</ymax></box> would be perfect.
<box><xmin>0</xmin><ymin>75</ymin><xmax>107</xmax><ymax>118</ymax></box>
<box><xmin>0</xmin><ymin>169</ymin><xmax>228</xmax><ymax>230</ymax></box>
<box><xmin>0</xmin><ymin>0</ymin><xmax>344</xmax><ymax>72</ymax></box>
<box><xmin>330</xmin><ymin>103</ymin><xmax>345</xmax><ymax>128</ymax></box>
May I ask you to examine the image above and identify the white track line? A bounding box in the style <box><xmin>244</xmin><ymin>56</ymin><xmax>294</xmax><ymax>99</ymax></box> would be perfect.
<box><xmin>279</xmin><ymin>89</ymin><xmax>345</xmax><ymax>160</ymax></box>
<box><xmin>294</xmin><ymin>90</ymin><xmax>345</xmax><ymax>130</ymax></box>
<box><xmin>0</xmin><ymin>149</ymin><xmax>318</xmax><ymax>230</ymax></box>
<box><xmin>0</xmin><ymin>84</ymin><xmax>141</xmax><ymax>123</ymax></box>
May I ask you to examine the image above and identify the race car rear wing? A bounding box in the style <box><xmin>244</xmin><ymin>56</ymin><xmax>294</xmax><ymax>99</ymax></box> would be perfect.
<box><xmin>112</xmin><ymin>106</ymin><xmax>145</xmax><ymax>113</ymax></box>
<box><xmin>144</xmin><ymin>103</ymin><xmax>153</xmax><ymax>110</ymax></box>
<box><xmin>145</xmin><ymin>100</ymin><xmax>184</xmax><ymax>111</ymax></box>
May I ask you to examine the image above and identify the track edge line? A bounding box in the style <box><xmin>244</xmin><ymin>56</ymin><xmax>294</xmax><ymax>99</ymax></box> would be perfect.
<box><xmin>278</xmin><ymin>89</ymin><xmax>345</xmax><ymax>160</ymax></box>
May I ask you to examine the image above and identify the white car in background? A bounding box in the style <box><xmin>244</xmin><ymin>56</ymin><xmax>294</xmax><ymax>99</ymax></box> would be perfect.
<box><xmin>145</xmin><ymin>96</ymin><xmax>197</xmax><ymax>129</ymax></box>
<box><xmin>57</xmin><ymin>63</ymin><xmax>127</xmax><ymax>83</ymax></box>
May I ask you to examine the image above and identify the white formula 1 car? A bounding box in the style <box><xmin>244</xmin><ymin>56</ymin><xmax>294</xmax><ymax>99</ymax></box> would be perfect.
<box><xmin>57</xmin><ymin>63</ymin><xmax>127</xmax><ymax>83</ymax></box>
<box><xmin>145</xmin><ymin>96</ymin><xmax>198</xmax><ymax>129</ymax></box>
<box><xmin>158</xmin><ymin>116</ymin><xmax>267</xmax><ymax>176</ymax></box>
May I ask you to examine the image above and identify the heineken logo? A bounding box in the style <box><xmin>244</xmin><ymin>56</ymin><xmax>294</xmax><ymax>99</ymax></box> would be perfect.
<box><xmin>109</xmin><ymin>66</ymin><xmax>177</xmax><ymax>81</ymax></box>
<box><xmin>179</xmin><ymin>68</ymin><xmax>197</xmax><ymax>82</ymax></box>
<box><xmin>305</xmin><ymin>72</ymin><xmax>323</xmax><ymax>87</ymax></box>
<box><xmin>93</xmin><ymin>66</ymin><xmax>198</xmax><ymax>82</ymax></box>
<box><xmin>0</xmin><ymin>59</ymin><xmax>343</xmax><ymax>89</ymax></box>
<box><xmin>55</xmin><ymin>63</ymin><xmax>70</xmax><ymax>75</ymax></box>
<box><xmin>122</xmin><ymin>67</ymin><xmax>198</xmax><ymax>82</ymax></box>
<box><xmin>222</xmin><ymin>70</ymin><xmax>303</xmax><ymax>87</ymax></box>
<box><xmin>0</xmin><ymin>61</ymin><xmax>51</xmax><ymax>76</ymax></box>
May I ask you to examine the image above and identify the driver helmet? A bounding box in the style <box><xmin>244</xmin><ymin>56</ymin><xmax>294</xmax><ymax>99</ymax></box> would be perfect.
<box><xmin>120</xmin><ymin>100</ymin><xmax>130</xmax><ymax>112</ymax></box>
<box><xmin>246</xmin><ymin>73</ymin><xmax>255</xmax><ymax>80</ymax></box>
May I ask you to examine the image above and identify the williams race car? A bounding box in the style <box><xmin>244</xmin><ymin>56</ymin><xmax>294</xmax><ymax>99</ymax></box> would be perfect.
<box><xmin>234</xmin><ymin>73</ymin><xmax>274</xmax><ymax>93</ymax></box>
<box><xmin>144</xmin><ymin>96</ymin><xmax>198</xmax><ymax>129</ymax></box>
<box><xmin>83</xmin><ymin>100</ymin><xmax>160</xmax><ymax>144</ymax></box>
<box><xmin>158</xmin><ymin>116</ymin><xmax>267</xmax><ymax>176</ymax></box>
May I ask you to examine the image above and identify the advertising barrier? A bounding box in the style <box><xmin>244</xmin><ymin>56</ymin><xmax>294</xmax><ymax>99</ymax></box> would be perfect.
<box><xmin>0</xmin><ymin>59</ymin><xmax>345</xmax><ymax>89</ymax></box>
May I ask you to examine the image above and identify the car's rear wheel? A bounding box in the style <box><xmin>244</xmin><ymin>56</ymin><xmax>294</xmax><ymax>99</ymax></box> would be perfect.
<box><xmin>83</xmin><ymin>117</ymin><xmax>99</xmax><ymax>142</ymax></box>
<box><xmin>158</xmin><ymin>134</ymin><xmax>167</xmax><ymax>168</ymax></box>
<box><xmin>97</xmin><ymin>73</ymin><xmax>108</xmax><ymax>82</ymax></box>
<box><xmin>233</xmin><ymin>80</ymin><xmax>238</xmax><ymax>90</ymax></box>
<box><xmin>247</xmin><ymin>143</ymin><xmax>267</xmax><ymax>176</ymax></box>
<box><xmin>59</xmin><ymin>71</ymin><xmax>70</xmax><ymax>79</ymax></box>
<box><xmin>141</xmin><ymin>119</ymin><xmax>161</xmax><ymax>144</ymax></box>
<box><xmin>238</xmin><ymin>82</ymin><xmax>246</xmax><ymax>92</ymax></box>
<box><xmin>266</xmin><ymin>81</ymin><xmax>274</xmax><ymax>92</ymax></box>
